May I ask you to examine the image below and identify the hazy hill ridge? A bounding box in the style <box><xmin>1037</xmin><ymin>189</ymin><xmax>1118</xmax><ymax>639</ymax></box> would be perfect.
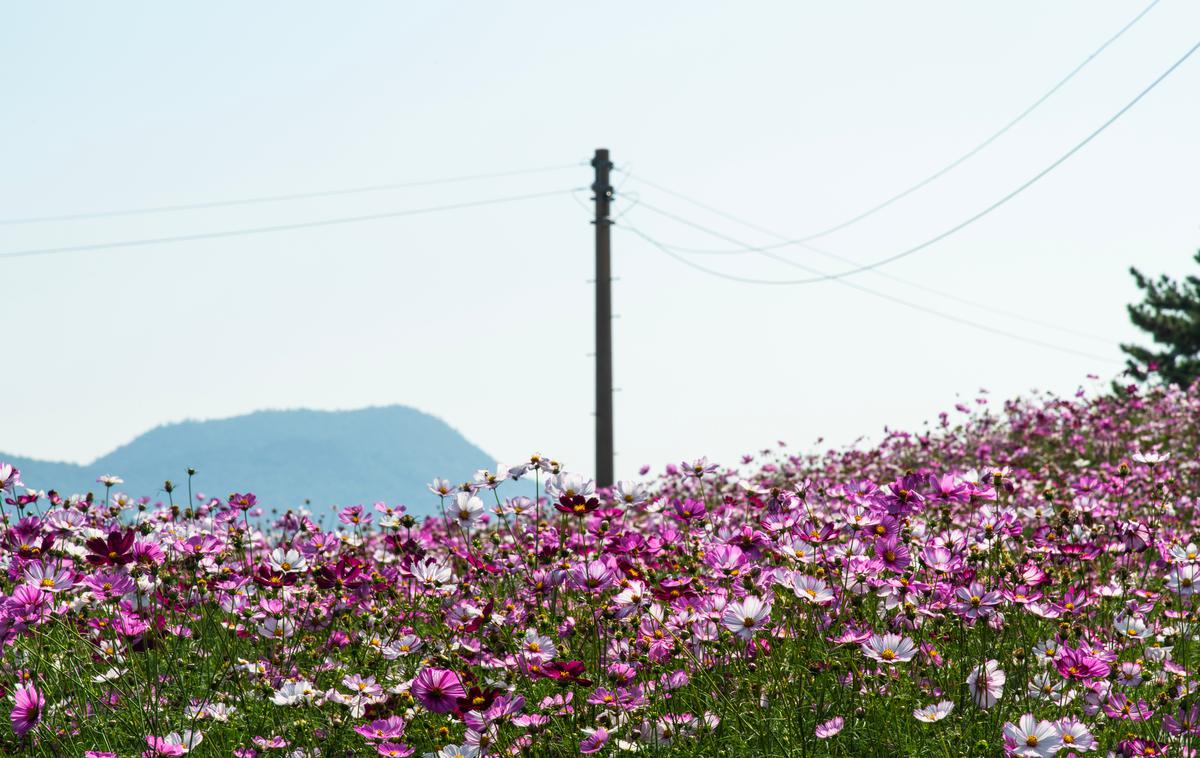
<box><xmin>1</xmin><ymin>406</ymin><xmax>491</xmax><ymax>519</ymax></box>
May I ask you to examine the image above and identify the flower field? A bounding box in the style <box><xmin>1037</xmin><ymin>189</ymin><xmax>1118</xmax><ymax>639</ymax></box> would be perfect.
<box><xmin>2</xmin><ymin>380</ymin><xmax>1200</xmax><ymax>757</ymax></box>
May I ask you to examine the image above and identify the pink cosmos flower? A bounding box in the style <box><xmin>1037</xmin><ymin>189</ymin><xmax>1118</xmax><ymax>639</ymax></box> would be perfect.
<box><xmin>354</xmin><ymin>715</ymin><xmax>406</xmax><ymax>741</ymax></box>
<box><xmin>580</xmin><ymin>728</ymin><xmax>609</xmax><ymax>754</ymax></box>
<box><xmin>953</xmin><ymin>582</ymin><xmax>1003</xmax><ymax>620</ymax></box>
<box><xmin>23</xmin><ymin>562</ymin><xmax>75</xmax><ymax>593</ymax></box>
<box><xmin>10</xmin><ymin>684</ymin><xmax>43</xmax><ymax>736</ymax></box>
<box><xmin>1102</xmin><ymin>693</ymin><xmax>1154</xmax><ymax>721</ymax></box>
<box><xmin>566</xmin><ymin>560</ymin><xmax>617</xmax><ymax>593</ymax></box>
<box><xmin>873</xmin><ymin>536</ymin><xmax>910</xmax><ymax>571</ymax></box>
<box><xmin>815</xmin><ymin>716</ymin><xmax>844</xmax><ymax>738</ymax></box>
<box><xmin>411</xmin><ymin>668</ymin><xmax>466</xmax><ymax>713</ymax></box>
<box><xmin>376</xmin><ymin>743</ymin><xmax>414</xmax><ymax>758</ymax></box>
<box><xmin>83</xmin><ymin>571</ymin><xmax>136</xmax><ymax>601</ymax></box>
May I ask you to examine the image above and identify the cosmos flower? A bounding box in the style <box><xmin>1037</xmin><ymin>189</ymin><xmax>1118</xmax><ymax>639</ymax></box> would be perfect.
<box><xmin>861</xmin><ymin>633</ymin><xmax>917</xmax><ymax>665</ymax></box>
<box><xmin>10</xmin><ymin>684</ymin><xmax>43</xmax><ymax>736</ymax></box>
<box><xmin>1002</xmin><ymin>714</ymin><xmax>1061</xmax><ymax>758</ymax></box>
<box><xmin>85</xmin><ymin>528</ymin><xmax>137</xmax><ymax>566</ymax></box>
<box><xmin>579</xmin><ymin>727</ymin><xmax>609</xmax><ymax>754</ymax></box>
<box><xmin>450</xmin><ymin>492</ymin><xmax>485</xmax><ymax>527</ymax></box>
<box><xmin>267</xmin><ymin>548</ymin><xmax>307</xmax><ymax>573</ymax></box>
<box><xmin>967</xmin><ymin>660</ymin><xmax>1005</xmax><ymax>709</ymax></box>
<box><xmin>411</xmin><ymin>668</ymin><xmax>466</xmax><ymax>714</ymax></box>
<box><xmin>788</xmin><ymin>574</ymin><xmax>835</xmax><ymax>605</ymax></box>
<box><xmin>0</xmin><ymin>463</ymin><xmax>21</xmax><ymax>492</ymax></box>
<box><xmin>913</xmin><ymin>701</ymin><xmax>954</xmax><ymax>722</ymax></box>
<box><xmin>1055</xmin><ymin>647</ymin><xmax>1110</xmax><ymax>681</ymax></box>
<box><xmin>566</xmin><ymin>560</ymin><xmax>617</xmax><ymax>594</ymax></box>
<box><xmin>721</xmin><ymin>596</ymin><xmax>772</xmax><ymax>640</ymax></box>
<box><xmin>815</xmin><ymin>716</ymin><xmax>844</xmax><ymax>738</ymax></box>
<box><xmin>1054</xmin><ymin>717</ymin><xmax>1096</xmax><ymax>752</ymax></box>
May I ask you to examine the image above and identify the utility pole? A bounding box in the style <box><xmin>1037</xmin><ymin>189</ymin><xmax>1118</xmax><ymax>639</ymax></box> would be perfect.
<box><xmin>592</xmin><ymin>148</ymin><xmax>614</xmax><ymax>487</ymax></box>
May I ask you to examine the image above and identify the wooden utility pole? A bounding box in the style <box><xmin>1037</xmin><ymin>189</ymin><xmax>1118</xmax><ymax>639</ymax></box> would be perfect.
<box><xmin>592</xmin><ymin>148</ymin><xmax>614</xmax><ymax>487</ymax></box>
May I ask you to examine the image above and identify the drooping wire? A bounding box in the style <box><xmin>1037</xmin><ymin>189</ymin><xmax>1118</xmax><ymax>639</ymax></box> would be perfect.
<box><xmin>0</xmin><ymin>162</ymin><xmax>586</xmax><ymax>226</ymax></box>
<box><xmin>0</xmin><ymin>187</ymin><xmax>583</xmax><ymax>261</ymax></box>
<box><xmin>628</xmin><ymin>39</ymin><xmax>1200</xmax><ymax>283</ymax></box>
<box><xmin>625</xmin><ymin>176</ymin><xmax>1112</xmax><ymax>344</ymax></box>
<box><xmin>624</xmin><ymin>223</ymin><xmax>1120</xmax><ymax>365</ymax></box>
<box><xmin>618</xmin><ymin>0</ymin><xmax>1162</xmax><ymax>244</ymax></box>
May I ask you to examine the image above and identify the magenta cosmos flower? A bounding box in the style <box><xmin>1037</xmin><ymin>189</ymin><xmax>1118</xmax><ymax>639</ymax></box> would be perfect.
<box><xmin>1055</xmin><ymin>647</ymin><xmax>1110</xmax><ymax>681</ymax></box>
<box><xmin>411</xmin><ymin>668</ymin><xmax>466</xmax><ymax>714</ymax></box>
<box><xmin>10</xmin><ymin>684</ymin><xmax>43</xmax><ymax>736</ymax></box>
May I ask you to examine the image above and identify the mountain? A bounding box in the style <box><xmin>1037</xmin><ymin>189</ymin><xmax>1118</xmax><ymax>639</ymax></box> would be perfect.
<box><xmin>1</xmin><ymin>406</ymin><xmax>492</xmax><ymax>520</ymax></box>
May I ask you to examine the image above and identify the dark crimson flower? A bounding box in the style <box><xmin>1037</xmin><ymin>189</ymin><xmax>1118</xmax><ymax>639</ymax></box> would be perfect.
<box><xmin>651</xmin><ymin>576</ymin><xmax>697</xmax><ymax>603</ymax></box>
<box><xmin>253</xmin><ymin>565</ymin><xmax>297</xmax><ymax>588</ymax></box>
<box><xmin>555</xmin><ymin>494</ymin><xmax>601</xmax><ymax>516</ymax></box>
<box><xmin>85</xmin><ymin>528</ymin><xmax>136</xmax><ymax>567</ymax></box>
<box><xmin>539</xmin><ymin>660</ymin><xmax>592</xmax><ymax>686</ymax></box>
<box><xmin>453</xmin><ymin>685</ymin><xmax>502</xmax><ymax>717</ymax></box>
<box><xmin>314</xmin><ymin>557</ymin><xmax>367</xmax><ymax>590</ymax></box>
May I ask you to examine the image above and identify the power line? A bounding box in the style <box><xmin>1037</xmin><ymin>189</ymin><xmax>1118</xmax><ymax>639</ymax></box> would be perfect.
<box><xmin>0</xmin><ymin>187</ymin><xmax>582</xmax><ymax>261</ymax></box>
<box><xmin>625</xmin><ymin>223</ymin><xmax>1120</xmax><ymax>365</ymax></box>
<box><xmin>629</xmin><ymin>39</ymin><xmax>1200</xmax><ymax>283</ymax></box>
<box><xmin>0</xmin><ymin>162</ymin><xmax>585</xmax><ymax>226</ymax></box>
<box><xmin>625</xmin><ymin>177</ymin><xmax>1112</xmax><ymax>345</ymax></box>
<box><xmin>702</xmin><ymin>0</ymin><xmax>1158</xmax><ymax>243</ymax></box>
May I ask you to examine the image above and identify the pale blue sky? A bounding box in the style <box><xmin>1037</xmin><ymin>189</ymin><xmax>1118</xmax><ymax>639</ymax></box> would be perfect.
<box><xmin>2</xmin><ymin>2</ymin><xmax>1198</xmax><ymax>479</ymax></box>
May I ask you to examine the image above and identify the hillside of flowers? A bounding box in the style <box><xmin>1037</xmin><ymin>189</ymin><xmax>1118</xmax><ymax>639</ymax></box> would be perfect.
<box><xmin>2</xmin><ymin>378</ymin><xmax>1200</xmax><ymax>757</ymax></box>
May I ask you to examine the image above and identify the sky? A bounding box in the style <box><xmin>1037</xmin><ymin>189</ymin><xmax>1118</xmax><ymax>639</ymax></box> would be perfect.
<box><xmin>2</xmin><ymin>1</ymin><xmax>1198</xmax><ymax>483</ymax></box>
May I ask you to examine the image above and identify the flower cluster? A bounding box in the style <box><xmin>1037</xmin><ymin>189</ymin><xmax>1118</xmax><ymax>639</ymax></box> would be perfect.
<box><xmin>0</xmin><ymin>379</ymin><xmax>1199</xmax><ymax>756</ymax></box>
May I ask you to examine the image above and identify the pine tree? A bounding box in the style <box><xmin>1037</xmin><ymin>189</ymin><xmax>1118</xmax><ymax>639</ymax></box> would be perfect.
<box><xmin>1121</xmin><ymin>249</ymin><xmax>1200</xmax><ymax>386</ymax></box>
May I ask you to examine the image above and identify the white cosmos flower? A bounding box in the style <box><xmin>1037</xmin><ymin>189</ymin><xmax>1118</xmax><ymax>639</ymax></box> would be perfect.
<box><xmin>1002</xmin><ymin>714</ymin><xmax>1061</xmax><ymax>758</ymax></box>
<box><xmin>92</xmin><ymin>666</ymin><xmax>126</xmax><ymax>683</ymax></box>
<box><xmin>1167</xmin><ymin>564</ymin><xmax>1200</xmax><ymax>596</ymax></box>
<box><xmin>967</xmin><ymin>659</ymin><xmax>1006</xmax><ymax>709</ymax></box>
<box><xmin>268</xmin><ymin>548</ymin><xmax>307</xmax><ymax>573</ymax></box>
<box><xmin>788</xmin><ymin>574</ymin><xmax>835</xmax><ymax>605</ymax></box>
<box><xmin>861</xmin><ymin>633</ymin><xmax>917</xmax><ymax>665</ymax></box>
<box><xmin>257</xmin><ymin>617</ymin><xmax>296</xmax><ymax>639</ymax></box>
<box><xmin>545</xmin><ymin>472</ymin><xmax>594</xmax><ymax>499</ymax></box>
<box><xmin>161</xmin><ymin>731</ymin><xmax>203</xmax><ymax>754</ymax></box>
<box><xmin>1113</xmin><ymin>613</ymin><xmax>1152</xmax><ymax>640</ymax></box>
<box><xmin>1054</xmin><ymin>717</ymin><xmax>1096</xmax><ymax>752</ymax></box>
<box><xmin>1131</xmin><ymin>451</ymin><xmax>1170</xmax><ymax>465</ymax></box>
<box><xmin>913</xmin><ymin>700</ymin><xmax>954</xmax><ymax>722</ymax></box>
<box><xmin>411</xmin><ymin>558</ymin><xmax>454</xmax><ymax>588</ymax></box>
<box><xmin>450</xmin><ymin>492</ymin><xmax>485</xmax><ymax>527</ymax></box>
<box><xmin>271</xmin><ymin>679</ymin><xmax>317</xmax><ymax>706</ymax></box>
<box><xmin>721</xmin><ymin>595</ymin><xmax>772</xmax><ymax>640</ymax></box>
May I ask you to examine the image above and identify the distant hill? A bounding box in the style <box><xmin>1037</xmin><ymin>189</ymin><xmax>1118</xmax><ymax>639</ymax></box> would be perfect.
<box><xmin>1</xmin><ymin>406</ymin><xmax>492</xmax><ymax>520</ymax></box>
